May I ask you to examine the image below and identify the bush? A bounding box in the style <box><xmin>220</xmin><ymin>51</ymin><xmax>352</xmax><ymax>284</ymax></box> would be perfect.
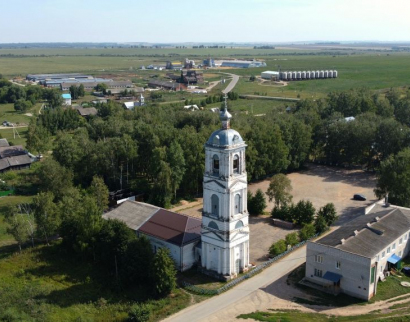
<box><xmin>248</xmin><ymin>189</ymin><xmax>267</xmax><ymax>215</ymax></box>
<box><xmin>269</xmin><ymin>239</ymin><xmax>287</xmax><ymax>257</ymax></box>
<box><xmin>314</xmin><ymin>215</ymin><xmax>328</xmax><ymax>234</ymax></box>
<box><xmin>285</xmin><ymin>232</ymin><xmax>299</xmax><ymax>247</ymax></box>
<box><xmin>317</xmin><ymin>203</ymin><xmax>337</xmax><ymax>225</ymax></box>
<box><xmin>271</xmin><ymin>204</ymin><xmax>294</xmax><ymax>222</ymax></box>
<box><xmin>299</xmin><ymin>223</ymin><xmax>316</xmax><ymax>241</ymax></box>
<box><xmin>128</xmin><ymin>303</ymin><xmax>151</xmax><ymax>322</ymax></box>
<box><xmin>292</xmin><ymin>200</ymin><xmax>315</xmax><ymax>226</ymax></box>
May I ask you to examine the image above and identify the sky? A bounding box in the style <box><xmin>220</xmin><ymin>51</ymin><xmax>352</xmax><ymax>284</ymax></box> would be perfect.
<box><xmin>1</xmin><ymin>0</ymin><xmax>410</xmax><ymax>43</ymax></box>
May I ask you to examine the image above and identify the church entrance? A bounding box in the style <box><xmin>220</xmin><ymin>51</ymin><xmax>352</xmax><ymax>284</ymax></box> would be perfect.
<box><xmin>235</xmin><ymin>259</ymin><xmax>241</xmax><ymax>273</ymax></box>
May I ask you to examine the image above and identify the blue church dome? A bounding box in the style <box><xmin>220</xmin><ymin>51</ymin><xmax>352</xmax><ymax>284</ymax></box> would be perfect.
<box><xmin>206</xmin><ymin>128</ymin><xmax>244</xmax><ymax>147</ymax></box>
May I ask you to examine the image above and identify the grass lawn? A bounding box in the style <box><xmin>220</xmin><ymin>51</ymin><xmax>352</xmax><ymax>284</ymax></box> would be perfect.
<box><xmin>0</xmin><ymin>103</ymin><xmax>35</xmax><ymax>125</ymax></box>
<box><xmin>0</xmin><ymin>243</ymin><xmax>192</xmax><ymax>322</ymax></box>
<box><xmin>238</xmin><ymin>309</ymin><xmax>410</xmax><ymax>322</ymax></box>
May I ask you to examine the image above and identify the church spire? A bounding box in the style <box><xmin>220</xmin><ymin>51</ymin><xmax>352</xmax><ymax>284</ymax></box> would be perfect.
<box><xmin>220</xmin><ymin>93</ymin><xmax>232</xmax><ymax>129</ymax></box>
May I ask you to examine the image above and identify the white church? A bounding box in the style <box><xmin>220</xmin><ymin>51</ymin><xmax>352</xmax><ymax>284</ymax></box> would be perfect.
<box><xmin>199</xmin><ymin>98</ymin><xmax>251</xmax><ymax>279</ymax></box>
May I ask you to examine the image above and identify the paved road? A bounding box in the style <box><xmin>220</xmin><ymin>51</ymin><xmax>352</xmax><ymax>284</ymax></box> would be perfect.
<box><xmin>163</xmin><ymin>246</ymin><xmax>308</xmax><ymax>322</ymax></box>
<box><xmin>222</xmin><ymin>73</ymin><xmax>240</xmax><ymax>94</ymax></box>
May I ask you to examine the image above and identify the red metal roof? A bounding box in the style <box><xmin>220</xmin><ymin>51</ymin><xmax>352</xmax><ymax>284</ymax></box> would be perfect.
<box><xmin>138</xmin><ymin>209</ymin><xmax>201</xmax><ymax>246</ymax></box>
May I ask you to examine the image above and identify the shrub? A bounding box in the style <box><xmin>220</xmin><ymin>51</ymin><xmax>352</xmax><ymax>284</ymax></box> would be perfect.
<box><xmin>314</xmin><ymin>215</ymin><xmax>328</xmax><ymax>234</ymax></box>
<box><xmin>292</xmin><ymin>200</ymin><xmax>315</xmax><ymax>226</ymax></box>
<box><xmin>128</xmin><ymin>303</ymin><xmax>151</xmax><ymax>322</ymax></box>
<box><xmin>269</xmin><ymin>239</ymin><xmax>287</xmax><ymax>257</ymax></box>
<box><xmin>271</xmin><ymin>204</ymin><xmax>294</xmax><ymax>222</ymax></box>
<box><xmin>317</xmin><ymin>203</ymin><xmax>337</xmax><ymax>225</ymax></box>
<box><xmin>285</xmin><ymin>232</ymin><xmax>299</xmax><ymax>247</ymax></box>
<box><xmin>299</xmin><ymin>223</ymin><xmax>316</xmax><ymax>241</ymax></box>
<box><xmin>248</xmin><ymin>189</ymin><xmax>267</xmax><ymax>215</ymax></box>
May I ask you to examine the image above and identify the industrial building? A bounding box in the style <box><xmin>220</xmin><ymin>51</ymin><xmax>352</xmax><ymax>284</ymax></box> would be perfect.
<box><xmin>217</xmin><ymin>59</ymin><xmax>266</xmax><ymax>68</ymax></box>
<box><xmin>279</xmin><ymin>70</ymin><xmax>338</xmax><ymax>81</ymax></box>
<box><xmin>148</xmin><ymin>80</ymin><xmax>184</xmax><ymax>91</ymax></box>
<box><xmin>26</xmin><ymin>73</ymin><xmax>92</xmax><ymax>82</ymax></box>
<box><xmin>305</xmin><ymin>200</ymin><xmax>410</xmax><ymax>300</ymax></box>
<box><xmin>261</xmin><ymin>71</ymin><xmax>280</xmax><ymax>80</ymax></box>
<box><xmin>60</xmin><ymin>81</ymin><xmax>134</xmax><ymax>91</ymax></box>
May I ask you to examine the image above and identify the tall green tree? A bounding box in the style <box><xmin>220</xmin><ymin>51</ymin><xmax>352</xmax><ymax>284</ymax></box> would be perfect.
<box><xmin>88</xmin><ymin>175</ymin><xmax>109</xmax><ymax>212</ymax></box>
<box><xmin>152</xmin><ymin>248</ymin><xmax>176</xmax><ymax>297</ymax></box>
<box><xmin>167</xmin><ymin>141</ymin><xmax>185</xmax><ymax>201</ymax></box>
<box><xmin>374</xmin><ymin>148</ymin><xmax>410</xmax><ymax>207</ymax></box>
<box><xmin>248</xmin><ymin>189</ymin><xmax>267</xmax><ymax>215</ymax></box>
<box><xmin>36</xmin><ymin>158</ymin><xmax>73</xmax><ymax>199</ymax></box>
<box><xmin>317</xmin><ymin>203</ymin><xmax>337</xmax><ymax>226</ymax></box>
<box><xmin>33</xmin><ymin>192</ymin><xmax>60</xmax><ymax>245</ymax></box>
<box><xmin>292</xmin><ymin>200</ymin><xmax>315</xmax><ymax>226</ymax></box>
<box><xmin>4</xmin><ymin>206</ymin><xmax>30</xmax><ymax>252</ymax></box>
<box><xmin>26</xmin><ymin>121</ymin><xmax>51</xmax><ymax>155</ymax></box>
<box><xmin>266</xmin><ymin>173</ymin><xmax>293</xmax><ymax>207</ymax></box>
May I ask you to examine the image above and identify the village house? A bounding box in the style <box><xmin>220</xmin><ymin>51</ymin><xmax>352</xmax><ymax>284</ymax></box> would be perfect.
<box><xmin>304</xmin><ymin>199</ymin><xmax>410</xmax><ymax>300</ymax></box>
<box><xmin>0</xmin><ymin>142</ymin><xmax>32</xmax><ymax>173</ymax></box>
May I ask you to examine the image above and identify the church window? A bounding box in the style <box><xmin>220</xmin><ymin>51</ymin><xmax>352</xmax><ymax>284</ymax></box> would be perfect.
<box><xmin>234</xmin><ymin>194</ymin><xmax>241</xmax><ymax>214</ymax></box>
<box><xmin>233</xmin><ymin>154</ymin><xmax>239</xmax><ymax>173</ymax></box>
<box><xmin>235</xmin><ymin>220</ymin><xmax>244</xmax><ymax>229</ymax></box>
<box><xmin>211</xmin><ymin>194</ymin><xmax>219</xmax><ymax>217</ymax></box>
<box><xmin>208</xmin><ymin>221</ymin><xmax>219</xmax><ymax>230</ymax></box>
<box><xmin>213</xmin><ymin>155</ymin><xmax>219</xmax><ymax>175</ymax></box>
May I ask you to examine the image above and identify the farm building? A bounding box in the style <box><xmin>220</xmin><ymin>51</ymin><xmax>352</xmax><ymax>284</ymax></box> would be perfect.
<box><xmin>261</xmin><ymin>71</ymin><xmax>280</xmax><ymax>80</ymax></box>
<box><xmin>103</xmin><ymin>201</ymin><xmax>201</xmax><ymax>271</ymax></box>
<box><xmin>304</xmin><ymin>200</ymin><xmax>410</xmax><ymax>300</ymax></box>
<box><xmin>148</xmin><ymin>80</ymin><xmax>184</xmax><ymax>91</ymax></box>
<box><xmin>26</xmin><ymin>73</ymin><xmax>92</xmax><ymax>82</ymax></box>
<box><xmin>217</xmin><ymin>59</ymin><xmax>266</xmax><ymax>68</ymax></box>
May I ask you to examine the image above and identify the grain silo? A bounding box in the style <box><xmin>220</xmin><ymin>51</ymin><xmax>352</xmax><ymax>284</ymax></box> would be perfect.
<box><xmin>281</xmin><ymin>72</ymin><xmax>288</xmax><ymax>80</ymax></box>
<box><xmin>292</xmin><ymin>71</ymin><xmax>297</xmax><ymax>80</ymax></box>
<box><xmin>333</xmin><ymin>70</ymin><xmax>338</xmax><ymax>78</ymax></box>
<box><xmin>296</xmin><ymin>71</ymin><xmax>301</xmax><ymax>79</ymax></box>
<box><xmin>319</xmin><ymin>70</ymin><xmax>324</xmax><ymax>78</ymax></box>
<box><xmin>315</xmin><ymin>71</ymin><xmax>320</xmax><ymax>78</ymax></box>
<box><xmin>306</xmin><ymin>71</ymin><xmax>311</xmax><ymax>79</ymax></box>
<box><xmin>301</xmin><ymin>71</ymin><xmax>306</xmax><ymax>79</ymax></box>
<box><xmin>328</xmin><ymin>70</ymin><xmax>334</xmax><ymax>78</ymax></box>
<box><xmin>324</xmin><ymin>70</ymin><xmax>329</xmax><ymax>78</ymax></box>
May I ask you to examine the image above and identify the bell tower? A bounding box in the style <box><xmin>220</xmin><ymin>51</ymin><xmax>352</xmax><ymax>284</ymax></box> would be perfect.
<box><xmin>201</xmin><ymin>96</ymin><xmax>250</xmax><ymax>278</ymax></box>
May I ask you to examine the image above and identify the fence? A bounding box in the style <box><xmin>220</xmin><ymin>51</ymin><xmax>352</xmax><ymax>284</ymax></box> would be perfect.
<box><xmin>182</xmin><ymin>233</ymin><xmax>319</xmax><ymax>296</ymax></box>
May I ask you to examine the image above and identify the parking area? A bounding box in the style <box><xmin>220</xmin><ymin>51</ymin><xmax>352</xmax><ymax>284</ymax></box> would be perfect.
<box><xmin>177</xmin><ymin>164</ymin><xmax>377</xmax><ymax>264</ymax></box>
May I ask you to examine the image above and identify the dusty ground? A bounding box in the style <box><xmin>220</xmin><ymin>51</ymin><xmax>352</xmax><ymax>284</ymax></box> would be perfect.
<box><xmin>174</xmin><ymin>163</ymin><xmax>377</xmax><ymax>265</ymax></box>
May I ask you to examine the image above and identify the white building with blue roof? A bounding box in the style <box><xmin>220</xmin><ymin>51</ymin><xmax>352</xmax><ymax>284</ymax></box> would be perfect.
<box><xmin>61</xmin><ymin>93</ymin><xmax>72</xmax><ymax>106</ymax></box>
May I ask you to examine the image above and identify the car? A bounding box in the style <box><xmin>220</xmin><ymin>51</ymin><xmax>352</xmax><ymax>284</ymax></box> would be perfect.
<box><xmin>353</xmin><ymin>194</ymin><xmax>366</xmax><ymax>201</ymax></box>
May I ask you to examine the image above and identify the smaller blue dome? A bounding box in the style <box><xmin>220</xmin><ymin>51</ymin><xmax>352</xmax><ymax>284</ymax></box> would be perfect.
<box><xmin>206</xmin><ymin>129</ymin><xmax>244</xmax><ymax>147</ymax></box>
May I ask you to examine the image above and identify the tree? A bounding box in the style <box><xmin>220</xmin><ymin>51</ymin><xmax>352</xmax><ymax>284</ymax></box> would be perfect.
<box><xmin>78</xmin><ymin>84</ymin><xmax>85</xmax><ymax>97</ymax></box>
<box><xmin>266</xmin><ymin>174</ymin><xmax>292</xmax><ymax>207</ymax></box>
<box><xmin>292</xmin><ymin>200</ymin><xmax>315</xmax><ymax>226</ymax></box>
<box><xmin>317</xmin><ymin>203</ymin><xmax>337</xmax><ymax>226</ymax></box>
<box><xmin>249</xmin><ymin>75</ymin><xmax>256</xmax><ymax>82</ymax></box>
<box><xmin>299</xmin><ymin>223</ymin><xmax>316</xmax><ymax>241</ymax></box>
<box><xmin>248</xmin><ymin>189</ymin><xmax>266</xmax><ymax>215</ymax></box>
<box><xmin>88</xmin><ymin>175</ymin><xmax>109</xmax><ymax>211</ymax></box>
<box><xmin>285</xmin><ymin>232</ymin><xmax>299</xmax><ymax>247</ymax></box>
<box><xmin>4</xmin><ymin>206</ymin><xmax>30</xmax><ymax>252</ymax></box>
<box><xmin>33</xmin><ymin>191</ymin><xmax>60</xmax><ymax>245</ymax></box>
<box><xmin>69</xmin><ymin>85</ymin><xmax>79</xmax><ymax>99</ymax></box>
<box><xmin>121</xmin><ymin>236</ymin><xmax>154</xmax><ymax>287</ymax></box>
<box><xmin>314</xmin><ymin>215</ymin><xmax>328</xmax><ymax>234</ymax></box>
<box><xmin>36</xmin><ymin>158</ymin><xmax>73</xmax><ymax>199</ymax></box>
<box><xmin>167</xmin><ymin>142</ymin><xmax>185</xmax><ymax>201</ymax></box>
<box><xmin>95</xmin><ymin>83</ymin><xmax>108</xmax><ymax>94</ymax></box>
<box><xmin>374</xmin><ymin>148</ymin><xmax>410</xmax><ymax>207</ymax></box>
<box><xmin>26</xmin><ymin>122</ymin><xmax>51</xmax><ymax>155</ymax></box>
<box><xmin>152</xmin><ymin>248</ymin><xmax>176</xmax><ymax>297</ymax></box>
<box><xmin>14</xmin><ymin>99</ymin><xmax>32</xmax><ymax>112</ymax></box>
<box><xmin>48</xmin><ymin>91</ymin><xmax>64</xmax><ymax>108</ymax></box>
<box><xmin>269</xmin><ymin>239</ymin><xmax>286</xmax><ymax>257</ymax></box>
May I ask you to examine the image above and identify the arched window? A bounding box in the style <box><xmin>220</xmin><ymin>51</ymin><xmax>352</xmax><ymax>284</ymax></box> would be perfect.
<box><xmin>213</xmin><ymin>155</ymin><xmax>219</xmax><ymax>175</ymax></box>
<box><xmin>234</xmin><ymin>194</ymin><xmax>241</xmax><ymax>215</ymax></box>
<box><xmin>211</xmin><ymin>194</ymin><xmax>219</xmax><ymax>217</ymax></box>
<box><xmin>233</xmin><ymin>154</ymin><xmax>239</xmax><ymax>173</ymax></box>
<box><xmin>208</xmin><ymin>221</ymin><xmax>219</xmax><ymax>230</ymax></box>
<box><xmin>235</xmin><ymin>220</ymin><xmax>244</xmax><ymax>229</ymax></box>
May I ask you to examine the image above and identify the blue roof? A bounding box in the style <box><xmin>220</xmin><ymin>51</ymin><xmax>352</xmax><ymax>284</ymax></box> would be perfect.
<box><xmin>323</xmin><ymin>271</ymin><xmax>342</xmax><ymax>282</ymax></box>
<box><xmin>206</xmin><ymin>128</ymin><xmax>244</xmax><ymax>148</ymax></box>
<box><xmin>62</xmin><ymin>94</ymin><xmax>71</xmax><ymax>99</ymax></box>
<box><xmin>387</xmin><ymin>254</ymin><xmax>401</xmax><ymax>264</ymax></box>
